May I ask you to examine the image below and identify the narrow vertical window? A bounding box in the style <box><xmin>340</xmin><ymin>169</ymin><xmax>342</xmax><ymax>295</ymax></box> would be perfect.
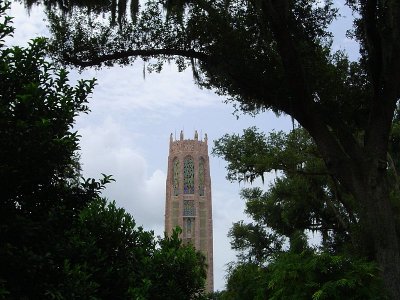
<box><xmin>187</xmin><ymin>218</ymin><xmax>192</xmax><ymax>234</ymax></box>
<box><xmin>199</xmin><ymin>158</ymin><xmax>205</xmax><ymax>196</ymax></box>
<box><xmin>173</xmin><ymin>158</ymin><xmax>179</xmax><ymax>196</ymax></box>
<box><xmin>184</xmin><ymin>156</ymin><xmax>194</xmax><ymax>194</ymax></box>
<box><xmin>183</xmin><ymin>217</ymin><xmax>195</xmax><ymax>244</ymax></box>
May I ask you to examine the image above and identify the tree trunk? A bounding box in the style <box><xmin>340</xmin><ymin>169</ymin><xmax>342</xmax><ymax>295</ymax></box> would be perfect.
<box><xmin>356</xmin><ymin>168</ymin><xmax>400</xmax><ymax>299</ymax></box>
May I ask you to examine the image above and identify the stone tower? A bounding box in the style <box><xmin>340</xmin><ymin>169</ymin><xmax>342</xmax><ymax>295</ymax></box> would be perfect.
<box><xmin>165</xmin><ymin>130</ymin><xmax>214</xmax><ymax>292</ymax></box>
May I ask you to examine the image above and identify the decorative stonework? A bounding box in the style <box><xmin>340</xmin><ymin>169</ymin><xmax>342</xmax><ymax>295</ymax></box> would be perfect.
<box><xmin>184</xmin><ymin>156</ymin><xmax>195</xmax><ymax>194</ymax></box>
<box><xmin>183</xmin><ymin>200</ymin><xmax>195</xmax><ymax>216</ymax></box>
<box><xmin>165</xmin><ymin>131</ymin><xmax>214</xmax><ymax>292</ymax></box>
<box><xmin>199</xmin><ymin>158</ymin><xmax>205</xmax><ymax>196</ymax></box>
<box><xmin>173</xmin><ymin>158</ymin><xmax>179</xmax><ymax>196</ymax></box>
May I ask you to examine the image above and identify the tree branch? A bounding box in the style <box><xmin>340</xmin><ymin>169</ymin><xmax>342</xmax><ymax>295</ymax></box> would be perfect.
<box><xmin>64</xmin><ymin>48</ymin><xmax>209</xmax><ymax>68</ymax></box>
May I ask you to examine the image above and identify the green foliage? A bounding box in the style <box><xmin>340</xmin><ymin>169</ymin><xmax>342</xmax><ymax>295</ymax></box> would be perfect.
<box><xmin>214</xmin><ymin>127</ymin><xmax>357</xmax><ymax>255</ymax></box>
<box><xmin>0</xmin><ymin>32</ymin><xmax>96</xmax><ymax>214</ymax></box>
<box><xmin>148</xmin><ymin>228</ymin><xmax>207</xmax><ymax>299</ymax></box>
<box><xmin>55</xmin><ymin>198</ymin><xmax>154</xmax><ymax>299</ymax></box>
<box><xmin>222</xmin><ymin>262</ymin><xmax>269</xmax><ymax>300</ymax></box>
<box><xmin>228</xmin><ymin>220</ymin><xmax>283</xmax><ymax>264</ymax></box>
<box><xmin>214</xmin><ymin>127</ymin><xmax>386</xmax><ymax>299</ymax></box>
<box><xmin>0</xmin><ymin>2</ymin><xmax>98</xmax><ymax>297</ymax></box>
<box><xmin>267</xmin><ymin>251</ymin><xmax>384</xmax><ymax>300</ymax></box>
<box><xmin>221</xmin><ymin>253</ymin><xmax>384</xmax><ymax>300</ymax></box>
<box><xmin>205</xmin><ymin>290</ymin><xmax>226</xmax><ymax>300</ymax></box>
<box><xmin>48</xmin><ymin>200</ymin><xmax>207</xmax><ymax>299</ymax></box>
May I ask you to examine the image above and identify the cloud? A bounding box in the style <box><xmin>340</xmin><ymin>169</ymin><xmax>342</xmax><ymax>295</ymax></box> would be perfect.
<box><xmin>77</xmin><ymin>117</ymin><xmax>166</xmax><ymax>235</ymax></box>
<box><xmin>212</xmin><ymin>184</ymin><xmax>254</xmax><ymax>290</ymax></box>
<box><xmin>70</xmin><ymin>63</ymin><xmax>220</xmax><ymax>121</ymax></box>
<box><xmin>6</xmin><ymin>2</ymin><xmax>48</xmax><ymax>46</ymax></box>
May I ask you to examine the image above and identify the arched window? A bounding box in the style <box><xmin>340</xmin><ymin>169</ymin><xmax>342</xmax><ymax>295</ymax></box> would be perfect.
<box><xmin>184</xmin><ymin>217</ymin><xmax>195</xmax><ymax>244</ymax></box>
<box><xmin>187</xmin><ymin>218</ymin><xmax>192</xmax><ymax>232</ymax></box>
<box><xmin>199</xmin><ymin>158</ymin><xmax>205</xmax><ymax>196</ymax></box>
<box><xmin>173</xmin><ymin>158</ymin><xmax>179</xmax><ymax>196</ymax></box>
<box><xmin>184</xmin><ymin>156</ymin><xmax>194</xmax><ymax>194</ymax></box>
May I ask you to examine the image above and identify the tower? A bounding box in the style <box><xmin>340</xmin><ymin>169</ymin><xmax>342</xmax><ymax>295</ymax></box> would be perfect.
<box><xmin>165</xmin><ymin>130</ymin><xmax>214</xmax><ymax>292</ymax></box>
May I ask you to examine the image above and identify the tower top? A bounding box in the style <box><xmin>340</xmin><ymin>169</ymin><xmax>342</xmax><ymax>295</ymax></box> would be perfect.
<box><xmin>169</xmin><ymin>130</ymin><xmax>208</xmax><ymax>144</ymax></box>
<box><xmin>169</xmin><ymin>130</ymin><xmax>208</xmax><ymax>156</ymax></box>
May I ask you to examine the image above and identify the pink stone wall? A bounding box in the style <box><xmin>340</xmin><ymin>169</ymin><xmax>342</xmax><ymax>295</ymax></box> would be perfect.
<box><xmin>165</xmin><ymin>131</ymin><xmax>214</xmax><ymax>292</ymax></box>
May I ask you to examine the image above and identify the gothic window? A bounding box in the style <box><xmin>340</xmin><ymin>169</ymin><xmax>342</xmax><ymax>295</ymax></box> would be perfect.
<box><xmin>199</xmin><ymin>158</ymin><xmax>205</xmax><ymax>196</ymax></box>
<box><xmin>184</xmin><ymin>156</ymin><xmax>194</xmax><ymax>194</ymax></box>
<box><xmin>183</xmin><ymin>200</ymin><xmax>195</xmax><ymax>216</ymax></box>
<box><xmin>173</xmin><ymin>158</ymin><xmax>179</xmax><ymax>196</ymax></box>
<box><xmin>184</xmin><ymin>217</ymin><xmax>195</xmax><ymax>242</ymax></box>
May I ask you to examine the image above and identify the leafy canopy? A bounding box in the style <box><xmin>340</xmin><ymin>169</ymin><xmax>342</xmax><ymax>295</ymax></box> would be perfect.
<box><xmin>214</xmin><ymin>127</ymin><xmax>385</xmax><ymax>299</ymax></box>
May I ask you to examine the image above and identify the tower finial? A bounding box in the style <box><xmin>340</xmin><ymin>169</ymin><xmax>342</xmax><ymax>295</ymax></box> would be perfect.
<box><xmin>170</xmin><ymin>133</ymin><xmax>173</xmax><ymax>143</ymax></box>
<box><xmin>180</xmin><ymin>130</ymin><xmax>184</xmax><ymax>141</ymax></box>
<box><xmin>194</xmin><ymin>130</ymin><xmax>198</xmax><ymax>140</ymax></box>
<box><xmin>204</xmin><ymin>133</ymin><xmax>208</xmax><ymax>144</ymax></box>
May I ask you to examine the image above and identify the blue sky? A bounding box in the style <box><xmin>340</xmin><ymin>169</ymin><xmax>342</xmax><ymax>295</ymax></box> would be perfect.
<box><xmin>8</xmin><ymin>0</ymin><xmax>358</xmax><ymax>291</ymax></box>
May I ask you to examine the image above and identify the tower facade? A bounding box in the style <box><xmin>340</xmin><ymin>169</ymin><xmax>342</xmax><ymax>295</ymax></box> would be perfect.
<box><xmin>165</xmin><ymin>130</ymin><xmax>214</xmax><ymax>292</ymax></box>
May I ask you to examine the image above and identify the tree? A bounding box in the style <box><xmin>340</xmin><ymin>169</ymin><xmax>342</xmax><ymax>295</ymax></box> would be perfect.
<box><xmin>18</xmin><ymin>0</ymin><xmax>400</xmax><ymax>297</ymax></box>
<box><xmin>148</xmin><ymin>228</ymin><xmax>207</xmax><ymax>300</ymax></box>
<box><xmin>205</xmin><ymin>290</ymin><xmax>226</xmax><ymax>300</ymax></box>
<box><xmin>213</xmin><ymin>127</ymin><xmax>359</xmax><ymax>256</ymax></box>
<box><xmin>54</xmin><ymin>198</ymin><xmax>155</xmax><ymax>299</ymax></box>
<box><xmin>0</xmin><ymin>1</ymin><xmax>97</xmax><ymax>296</ymax></box>
<box><xmin>214</xmin><ymin>127</ymin><xmax>388</xmax><ymax>299</ymax></box>
<box><xmin>52</xmin><ymin>199</ymin><xmax>207</xmax><ymax>300</ymax></box>
<box><xmin>266</xmin><ymin>245</ymin><xmax>384</xmax><ymax>300</ymax></box>
<box><xmin>222</xmin><ymin>252</ymin><xmax>383</xmax><ymax>300</ymax></box>
<box><xmin>222</xmin><ymin>262</ymin><xmax>268</xmax><ymax>300</ymax></box>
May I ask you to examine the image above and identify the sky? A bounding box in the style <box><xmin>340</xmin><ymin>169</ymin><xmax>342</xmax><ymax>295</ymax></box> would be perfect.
<box><xmin>8</xmin><ymin>0</ymin><xmax>358</xmax><ymax>291</ymax></box>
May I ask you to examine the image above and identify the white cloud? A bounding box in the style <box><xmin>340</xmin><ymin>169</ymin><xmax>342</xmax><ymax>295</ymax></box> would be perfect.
<box><xmin>72</xmin><ymin>64</ymin><xmax>219</xmax><ymax>120</ymax></box>
<box><xmin>6</xmin><ymin>2</ymin><xmax>48</xmax><ymax>46</ymax></box>
<box><xmin>212</xmin><ymin>187</ymin><xmax>252</xmax><ymax>289</ymax></box>
<box><xmin>77</xmin><ymin>117</ymin><xmax>166</xmax><ymax>234</ymax></box>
